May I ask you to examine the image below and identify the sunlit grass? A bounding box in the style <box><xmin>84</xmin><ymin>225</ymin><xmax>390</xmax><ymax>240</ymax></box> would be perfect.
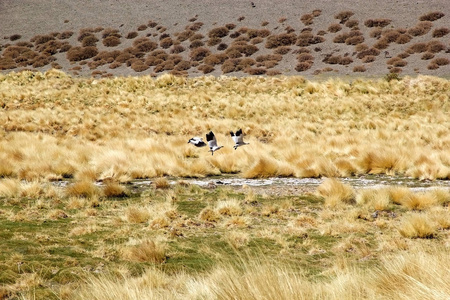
<box><xmin>0</xmin><ymin>70</ymin><xmax>449</xmax><ymax>181</ymax></box>
<box><xmin>0</xmin><ymin>70</ymin><xmax>449</xmax><ymax>299</ymax></box>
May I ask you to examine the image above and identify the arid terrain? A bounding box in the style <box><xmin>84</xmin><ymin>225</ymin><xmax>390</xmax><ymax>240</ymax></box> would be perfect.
<box><xmin>1</xmin><ymin>0</ymin><xmax>449</xmax><ymax>78</ymax></box>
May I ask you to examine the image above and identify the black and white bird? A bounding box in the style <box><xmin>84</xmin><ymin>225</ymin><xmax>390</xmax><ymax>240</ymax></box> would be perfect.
<box><xmin>230</xmin><ymin>129</ymin><xmax>249</xmax><ymax>150</ymax></box>
<box><xmin>206</xmin><ymin>131</ymin><xmax>223</xmax><ymax>155</ymax></box>
<box><xmin>188</xmin><ymin>137</ymin><xmax>207</xmax><ymax>147</ymax></box>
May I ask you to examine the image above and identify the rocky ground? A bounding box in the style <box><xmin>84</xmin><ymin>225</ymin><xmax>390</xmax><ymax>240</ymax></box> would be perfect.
<box><xmin>0</xmin><ymin>0</ymin><xmax>449</xmax><ymax>78</ymax></box>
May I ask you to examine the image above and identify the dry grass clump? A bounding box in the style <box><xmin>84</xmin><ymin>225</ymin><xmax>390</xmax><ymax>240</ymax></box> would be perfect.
<box><xmin>65</xmin><ymin>181</ymin><xmax>99</xmax><ymax>198</ymax></box>
<box><xmin>353</xmin><ymin>65</ymin><xmax>366</xmax><ymax>72</ymax></box>
<box><xmin>387</xmin><ymin>57</ymin><xmax>408</xmax><ymax>67</ymax></box>
<box><xmin>364</xmin><ymin>19</ymin><xmax>391</xmax><ymax>28</ymax></box>
<box><xmin>125</xmin><ymin>31</ymin><xmax>138</xmax><ymax>39</ymax></box>
<box><xmin>408</xmin><ymin>21</ymin><xmax>433</xmax><ymax>36</ymax></box>
<box><xmin>335</xmin><ymin>11</ymin><xmax>354</xmax><ymax>24</ymax></box>
<box><xmin>66</xmin><ymin>46</ymin><xmax>98</xmax><ymax>62</ymax></box>
<box><xmin>431</xmin><ymin>57</ymin><xmax>449</xmax><ymax>66</ymax></box>
<box><xmin>432</xmin><ymin>27</ymin><xmax>449</xmax><ymax>38</ymax></box>
<box><xmin>398</xmin><ymin>213</ymin><xmax>436</xmax><ymax>238</ymax></box>
<box><xmin>419</xmin><ymin>11</ymin><xmax>445</xmax><ymax>22</ymax></box>
<box><xmin>208</xmin><ymin>27</ymin><xmax>229</xmax><ymax>38</ymax></box>
<box><xmin>316</xmin><ymin>178</ymin><xmax>355</xmax><ymax>207</ymax></box>
<box><xmin>326</xmin><ymin>23</ymin><xmax>341</xmax><ymax>33</ymax></box>
<box><xmin>407</xmin><ymin>42</ymin><xmax>428</xmax><ymax>54</ymax></box>
<box><xmin>103</xmin><ymin>182</ymin><xmax>129</xmax><ymax>198</ymax></box>
<box><xmin>102</xmin><ymin>36</ymin><xmax>121</xmax><ymax>47</ymax></box>
<box><xmin>126</xmin><ymin>206</ymin><xmax>150</xmax><ymax>223</ymax></box>
<box><xmin>122</xmin><ymin>239</ymin><xmax>167</xmax><ymax>263</ymax></box>
<box><xmin>300</xmin><ymin>14</ymin><xmax>314</xmax><ymax>26</ymax></box>
<box><xmin>295</xmin><ymin>61</ymin><xmax>313</xmax><ymax>72</ymax></box>
<box><xmin>421</xmin><ymin>52</ymin><xmax>435</xmax><ymax>60</ymax></box>
<box><xmin>427</xmin><ymin>40</ymin><xmax>446</xmax><ymax>53</ymax></box>
<box><xmin>133</xmin><ymin>37</ymin><xmax>158</xmax><ymax>52</ymax></box>
<box><xmin>154</xmin><ymin>177</ymin><xmax>170</xmax><ymax>189</ymax></box>
<box><xmin>189</xmin><ymin>47</ymin><xmax>211</xmax><ymax>61</ymax></box>
<box><xmin>265</xmin><ymin>33</ymin><xmax>297</xmax><ymax>49</ymax></box>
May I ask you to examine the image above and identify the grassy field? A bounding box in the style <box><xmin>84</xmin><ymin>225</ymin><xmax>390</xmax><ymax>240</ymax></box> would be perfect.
<box><xmin>0</xmin><ymin>70</ymin><xmax>449</xmax><ymax>299</ymax></box>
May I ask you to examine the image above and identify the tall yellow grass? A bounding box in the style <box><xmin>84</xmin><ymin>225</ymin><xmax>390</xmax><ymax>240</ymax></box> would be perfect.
<box><xmin>75</xmin><ymin>247</ymin><xmax>450</xmax><ymax>300</ymax></box>
<box><xmin>0</xmin><ymin>70</ymin><xmax>448</xmax><ymax>181</ymax></box>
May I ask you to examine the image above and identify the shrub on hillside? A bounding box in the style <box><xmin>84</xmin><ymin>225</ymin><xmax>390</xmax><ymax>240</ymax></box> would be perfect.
<box><xmin>421</xmin><ymin>52</ymin><xmax>435</xmax><ymax>60</ymax></box>
<box><xmin>225</xmin><ymin>23</ymin><xmax>237</xmax><ymax>30</ymax></box>
<box><xmin>373</xmin><ymin>38</ymin><xmax>389</xmax><ymax>50</ymax></box>
<box><xmin>160</xmin><ymin>37</ymin><xmax>173</xmax><ymax>49</ymax></box>
<box><xmin>176</xmin><ymin>30</ymin><xmax>194</xmax><ymax>42</ymax></box>
<box><xmin>207</xmin><ymin>37</ymin><xmax>222</xmax><ymax>47</ymax></box>
<box><xmin>265</xmin><ymin>33</ymin><xmax>297</xmax><ymax>48</ymax></box>
<box><xmin>396</xmin><ymin>34</ymin><xmax>412</xmax><ymax>44</ymax></box>
<box><xmin>198</xmin><ymin>64</ymin><xmax>215</xmax><ymax>74</ymax></box>
<box><xmin>346</xmin><ymin>35</ymin><xmax>364</xmax><ymax>45</ymax></box>
<box><xmin>432</xmin><ymin>27</ymin><xmax>449</xmax><ymax>38</ymax></box>
<box><xmin>274</xmin><ymin>46</ymin><xmax>291</xmax><ymax>55</ymax></box>
<box><xmin>57</xmin><ymin>31</ymin><xmax>74</xmax><ymax>40</ymax></box>
<box><xmin>174</xmin><ymin>60</ymin><xmax>191</xmax><ymax>71</ymax></box>
<box><xmin>335</xmin><ymin>11</ymin><xmax>354</xmax><ymax>23</ymax></box>
<box><xmin>103</xmin><ymin>36</ymin><xmax>121</xmax><ymax>47</ymax></box>
<box><xmin>137</xmin><ymin>24</ymin><xmax>147</xmax><ymax>31</ymax></box>
<box><xmin>431</xmin><ymin>57</ymin><xmax>449</xmax><ymax>66</ymax></box>
<box><xmin>208</xmin><ymin>27</ymin><xmax>229</xmax><ymax>38</ymax></box>
<box><xmin>256</xmin><ymin>54</ymin><xmax>282</xmax><ymax>62</ymax></box>
<box><xmin>186</xmin><ymin>22</ymin><xmax>203</xmax><ymax>31</ymax></box>
<box><xmin>300</xmin><ymin>14</ymin><xmax>314</xmax><ymax>25</ymax></box>
<box><xmin>204</xmin><ymin>53</ymin><xmax>228</xmax><ymax>65</ymax></box>
<box><xmin>102</xmin><ymin>28</ymin><xmax>121</xmax><ymax>39</ymax></box>
<box><xmin>407</xmin><ymin>42</ymin><xmax>428</xmax><ymax>53</ymax></box>
<box><xmin>126</xmin><ymin>32</ymin><xmax>138</xmax><ymax>39</ymax></box>
<box><xmin>31</xmin><ymin>34</ymin><xmax>55</xmax><ymax>45</ymax></box>
<box><xmin>190</xmin><ymin>47</ymin><xmax>211</xmax><ymax>61</ymax></box>
<box><xmin>81</xmin><ymin>35</ymin><xmax>99</xmax><ymax>47</ymax></box>
<box><xmin>133</xmin><ymin>38</ymin><xmax>158</xmax><ymax>52</ymax></box>
<box><xmin>408</xmin><ymin>21</ymin><xmax>433</xmax><ymax>36</ymax></box>
<box><xmin>67</xmin><ymin>46</ymin><xmax>98</xmax><ymax>61</ymax></box>
<box><xmin>364</xmin><ymin>19</ymin><xmax>391</xmax><ymax>28</ymax></box>
<box><xmin>217</xmin><ymin>43</ymin><xmax>228</xmax><ymax>51</ymax></box>
<box><xmin>345</xmin><ymin>19</ymin><xmax>359</xmax><ymax>28</ymax></box>
<box><xmin>170</xmin><ymin>44</ymin><xmax>185</xmax><ymax>54</ymax></box>
<box><xmin>427</xmin><ymin>62</ymin><xmax>439</xmax><ymax>70</ymax></box>
<box><xmin>353</xmin><ymin>65</ymin><xmax>366</xmax><ymax>72</ymax></box>
<box><xmin>189</xmin><ymin>40</ymin><xmax>205</xmax><ymax>49</ymax></box>
<box><xmin>427</xmin><ymin>40</ymin><xmax>446</xmax><ymax>53</ymax></box>
<box><xmin>9</xmin><ymin>34</ymin><xmax>21</xmax><ymax>41</ymax></box>
<box><xmin>419</xmin><ymin>11</ymin><xmax>445</xmax><ymax>21</ymax></box>
<box><xmin>295</xmin><ymin>61</ymin><xmax>313</xmax><ymax>72</ymax></box>
<box><xmin>362</xmin><ymin>55</ymin><xmax>376</xmax><ymax>63</ymax></box>
<box><xmin>245</xmin><ymin>67</ymin><xmax>266</xmax><ymax>75</ymax></box>
<box><xmin>266</xmin><ymin>69</ymin><xmax>281</xmax><ymax>76</ymax></box>
<box><xmin>297</xmin><ymin>53</ymin><xmax>314</xmax><ymax>62</ymax></box>
<box><xmin>221</xmin><ymin>59</ymin><xmax>240</xmax><ymax>73</ymax></box>
<box><xmin>328</xmin><ymin>24</ymin><xmax>342</xmax><ymax>33</ymax></box>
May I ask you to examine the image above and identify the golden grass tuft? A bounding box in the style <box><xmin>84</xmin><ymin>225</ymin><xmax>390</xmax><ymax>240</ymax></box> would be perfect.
<box><xmin>65</xmin><ymin>181</ymin><xmax>99</xmax><ymax>198</ymax></box>
<box><xmin>0</xmin><ymin>178</ymin><xmax>20</xmax><ymax>198</ymax></box>
<box><xmin>316</xmin><ymin>178</ymin><xmax>355</xmax><ymax>207</ymax></box>
<box><xmin>199</xmin><ymin>206</ymin><xmax>221</xmax><ymax>222</ymax></box>
<box><xmin>102</xmin><ymin>182</ymin><xmax>129</xmax><ymax>198</ymax></box>
<box><xmin>216</xmin><ymin>199</ymin><xmax>243</xmax><ymax>216</ymax></box>
<box><xmin>398</xmin><ymin>213</ymin><xmax>437</xmax><ymax>238</ymax></box>
<box><xmin>225</xmin><ymin>231</ymin><xmax>250</xmax><ymax>249</ymax></box>
<box><xmin>125</xmin><ymin>206</ymin><xmax>150</xmax><ymax>223</ymax></box>
<box><xmin>122</xmin><ymin>239</ymin><xmax>167</xmax><ymax>263</ymax></box>
<box><xmin>154</xmin><ymin>177</ymin><xmax>170</xmax><ymax>189</ymax></box>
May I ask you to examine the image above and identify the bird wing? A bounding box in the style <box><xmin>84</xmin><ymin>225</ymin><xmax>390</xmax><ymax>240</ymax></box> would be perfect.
<box><xmin>206</xmin><ymin>131</ymin><xmax>218</xmax><ymax>148</ymax></box>
<box><xmin>235</xmin><ymin>129</ymin><xmax>244</xmax><ymax>144</ymax></box>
